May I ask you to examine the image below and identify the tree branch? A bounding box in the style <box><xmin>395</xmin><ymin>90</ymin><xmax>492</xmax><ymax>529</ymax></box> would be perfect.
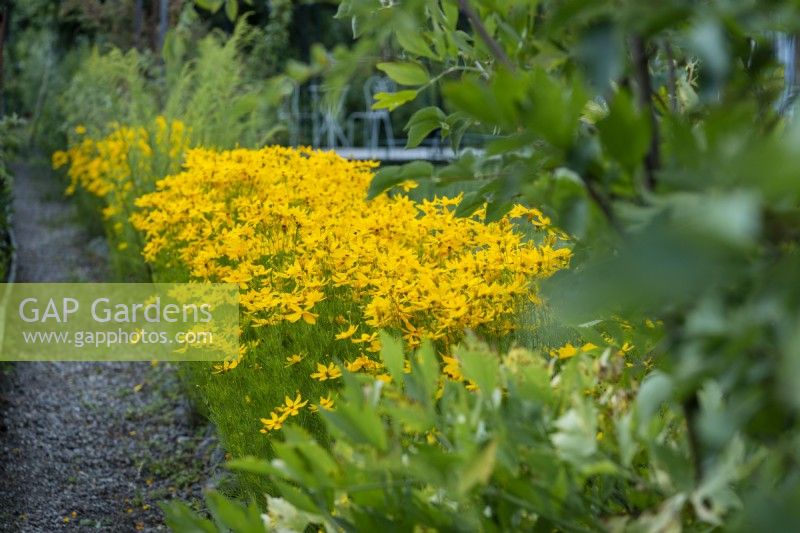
<box><xmin>631</xmin><ymin>35</ymin><xmax>660</xmax><ymax>191</ymax></box>
<box><xmin>583</xmin><ymin>175</ymin><xmax>623</xmax><ymax>235</ymax></box>
<box><xmin>683</xmin><ymin>394</ymin><xmax>704</xmax><ymax>484</ymax></box>
<box><xmin>457</xmin><ymin>0</ymin><xmax>515</xmax><ymax>71</ymax></box>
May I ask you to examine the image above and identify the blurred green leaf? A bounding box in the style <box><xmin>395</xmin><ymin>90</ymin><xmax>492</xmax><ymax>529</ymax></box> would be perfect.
<box><xmin>161</xmin><ymin>501</ymin><xmax>217</xmax><ymax>533</ymax></box>
<box><xmin>194</xmin><ymin>0</ymin><xmax>224</xmax><ymax>12</ymax></box>
<box><xmin>376</xmin><ymin>61</ymin><xmax>430</xmax><ymax>86</ymax></box>
<box><xmin>405</xmin><ymin>106</ymin><xmax>446</xmax><ymax>148</ymax></box>
<box><xmin>206</xmin><ymin>491</ymin><xmax>263</xmax><ymax>533</ymax></box>
<box><xmin>667</xmin><ymin>191</ymin><xmax>761</xmax><ymax>250</ymax></box>
<box><xmin>636</xmin><ymin>372</ymin><xmax>674</xmax><ymax>426</ymax></box>
<box><xmin>320</xmin><ymin>383</ymin><xmax>388</xmax><ymax>451</ymax></box>
<box><xmin>689</xmin><ymin>17</ymin><xmax>730</xmax><ymax>97</ymax></box>
<box><xmin>396</xmin><ymin>29</ymin><xmax>438</xmax><ymax>59</ymax></box>
<box><xmin>551</xmin><ymin>400</ymin><xmax>598</xmax><ymax>465</ymax></box>
<box><xmin>406</xmin><ymin>340</ymin><xmax>440</xmax><ymax>404</ymax></box>
<box><xmin>457</xmin><ymin>440</ymin><xmax>498</xmax><ymax>495</ymax></box>
<box><xmin>525</xmin><ymin>68</ymin><xmax>586</xmax><ymax>149</ymax></box>
<box><xmin>372</xmin><ymin>90</ymin><xmax>419</xmax><ymax>111</ymax></box>
<box><xmin>575</xmin><ymin>20</ymin><xmax>624</xmax><ymax>92</ymax></box>
<box><xmin>225</xmin><ymin>0</ymin><xmax>238</xmax><ymax>21</ymax></box>
<box><xmin>227</xmin><ymin>456</ymin><xmax>282</xmax><ymax>477</ymax></box>
<box><xmin>379</xmin><ymin>331</ymin><xmax>405</xmax><ymax>386</ymax></box>
<box><xmin>368</xmin><ymin>161</ymin><xmax>433</xmax><ymax>198</ymax></box>
<box><xmin>597</xmin><ymin>90</ymin><xmax>651</xmax><ymax>172</ymax></box>
<box><xmin>457</xmin><ymin>344</ymin><xmax>499</xmax><ymax>394</ymax></box>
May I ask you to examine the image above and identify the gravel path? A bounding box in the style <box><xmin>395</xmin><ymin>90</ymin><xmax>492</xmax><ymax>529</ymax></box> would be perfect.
<box><xmin>0</xmin><ymin>162</ymin><xmax>218</xmax><ymax>532</ymax></box>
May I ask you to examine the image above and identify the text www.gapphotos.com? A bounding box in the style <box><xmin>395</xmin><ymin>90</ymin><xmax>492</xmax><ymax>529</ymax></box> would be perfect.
<box><xmin>20</xmin><ymin>328</ymin><xmax>213</xmax><ymax>348</ymax></box>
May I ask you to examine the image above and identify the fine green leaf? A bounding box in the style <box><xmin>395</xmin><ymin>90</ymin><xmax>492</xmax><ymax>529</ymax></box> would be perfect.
<box><xmin>206</xmin><ymin>491</ymin><xmax>263</xmax><ymax>533</ymax></box>
<box><xmin>380</xmin><ymin>331</ymin><xmax>406</xmax><ymax>386</ymax></box>
<box><xmin>396</xmin><ymin>30</ymin><xmax>438</xmax><ymax>59</ymax></box>
<box><xmin>597</xmin><ymin>90</ymin><xmax>651</xmax><ymax>172</ymax></box>
<box><xmin>457</xmin><ymin>440</ymin><xmax>499</xmax><ymax>495</ymax></box>
<box><xmin>372</xmin><ymin>90</ymin><xmax>419</xmax><ymax>111</ymax></box>
<box><xmin>405</xmin><ymin>106</ymin><xmax>446</xmax><ymax>148</ymax></box>
<box><xmin>225</xmin><ymin>0</ymin><xmax>238</xmax><ymax>21</ymax></box>
<box><xmin>195</xmin><ymin>0</ymin><xmax>224</xmax><ymax>12</ymax></box>
<box><xmin>368</xmin><ymin>161</ymin><xmax>434</xmax><ymax>198</ymax></box>
<box><xmin>376</xmin><ymin>61</ymin><xmax>430</xmax><ymax>86</ymax></box>
<box><xmin>457</xmin><ymin>344</ymin><xmax>499</xmax><ymax>394</ymax></box>
<box><xmin>161</xmin><ymin>501</ymin><xmax>217</xmax><ymax>533</ymax></box>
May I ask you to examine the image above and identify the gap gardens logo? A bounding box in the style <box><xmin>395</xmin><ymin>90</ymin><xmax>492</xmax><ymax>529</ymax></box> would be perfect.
<box><xmin>0</xmin><ymin>283</ymin><xmax>239</xmax><ymax>361</ymax></box>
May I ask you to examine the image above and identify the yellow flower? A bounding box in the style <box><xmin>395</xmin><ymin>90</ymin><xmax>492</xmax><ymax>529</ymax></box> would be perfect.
<box><xmin>398</xmin><ymin>180</ymin><xmax>418</xmax><ymax>192</ymax></box>
<box><xmin>327</xmin><ymin>363</ymin><xmax>342</xmax><ymax>380</ymax></box>
<box><xmin>260</xmin><ymin>411</ymin><xmax>287</xmax><ymax>433</ymax></box>
<box><xmin>310</xmin><ymin>362</ymin><xmax>341</xmax><ymax>381</ymax></box>
<box><xmin>345</xmin><ymin>355</ymin><xmax>382</xmax><ymax>373</ymax></box>
<box><xmin>212</xmin><ymin>356</ymin><xmax>240</xmax><ymax>374</ymax></box>
<box><xmin>552</xmin><ymin>343</ymin><xmax>578</xmax><ymax>360</ymax></box>
<box><xmin>285</xmin><ymin>304</ymin><xmax>318</xmax><ymax>325</ymax></box>
<box><xmin>310</xmin><ymin>362</ymin><xmax>328</xmax><ymax>381</ymax></box>
<box><xmin>52</xmin><ymin>150</ymin><xmax>69</xmax><ymax>169</ymax></box>
<box><xmin>620</xmin><ymin>342</ymin><xmax>634</xmax><ymax>354</ymax></box>
<box><xmin>335</xmin><ymin>324</ymin><xmax>358</xmax><ymax>340</ymax></box>
<box><xmin>279</xmin><ymin>393</ymin><xmax>309</xmax><ymax>417</ymax></box>
<box><xmin>284</xmin><ymin>353</ymin><xmax>304</xmax><ymax>367</ymax></box>
<box><xmin>352</xmin><ymin>332</ymin><xmax>378</xmax><ymax>345</ymax></box>
<box><xmin>442</xmin><ymin>355</ymin><xmax>463</xmax><ymax>380</ymax></box>
<box><xmin>74</xmin><ymin>125</ymin><xmax>87</xmax><ymax>135</ymax></box>
<box><xmin>318</xmin><ymin>393</ymin><xmax>335</xmax><ymax>411</ymax></box>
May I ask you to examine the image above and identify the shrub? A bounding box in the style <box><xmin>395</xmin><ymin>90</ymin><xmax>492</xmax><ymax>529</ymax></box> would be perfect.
<box><xmin>164</xmin><ymin>335</ymin><xmax>745</xmax><ymax>532</ymax></box>
<box><xmin>0</xmin><ymin>115</ymin><xmax>24</xmax><ymax>282</ymax></box>
<box><xmin>60</xmin><ymin>46</ymin><xmax>156</xmax><ymax>138</ymax></box>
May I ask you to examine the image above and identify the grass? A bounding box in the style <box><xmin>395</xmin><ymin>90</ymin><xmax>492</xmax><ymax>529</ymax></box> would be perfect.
<box><xmin>175</xmin><ymin>295</ymin><xmax>363</xmax><ymax>498</ymax></box>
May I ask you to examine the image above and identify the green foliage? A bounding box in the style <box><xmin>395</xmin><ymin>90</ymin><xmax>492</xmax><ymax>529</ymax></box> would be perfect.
<box><xmin>163</xmin><ymin>20</ymin><xmax>287</xmax><ymax>148</ymax></box>
<box><xmin>276</xmin><ymin>0</ymin><xmax>800</xmax><ymax>528</ymax></box>
<box><xmin>60</xmin><ymin>47</ymin><xmax>156</xmax><ymax>137</ymax></box>
<box><xmin>163</xmin><ymin>491</ymin><xmax>265</xmax><ymax>533</ymax></box>
<box><xmin>376</xmin><ymin>61</ymin><xmax>430</xmax><ymax>86</ymax></box>
<box><xmin>404</xmin><ymin>106</ymin><xmax>447</xmax><ymax>148</ymax></box>
<box><xmin>51</xmin><ymin>18</ymin><xmax>290</xmax><ymax>279</ymax></box>
<box><xmin>57</xmin><ymin>18</ymin><xmax>283</xmax><ymax>150</ymax></box>
<box><xmin>166</xmin><ymin>337</ymin><xmax>758</xmax><ymax>531</ymax></box>
<box><xmin>0</xmin><ymin>115</ymin><xmax>24</xmax><ymax>282</ymax></box>
<box><xmin>16</xmin><ymin>0</ymin><xmax>800</xmax><ymax>529</ymax></box>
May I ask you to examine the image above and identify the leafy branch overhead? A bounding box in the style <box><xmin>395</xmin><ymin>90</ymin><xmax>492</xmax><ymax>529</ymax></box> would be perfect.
<box><xmin>268</xmin><ymin>0</ymin><xmax>800</xmax><ymax>530</ymax></box>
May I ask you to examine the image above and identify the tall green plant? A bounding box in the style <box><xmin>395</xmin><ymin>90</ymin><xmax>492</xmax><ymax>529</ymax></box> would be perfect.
<box><xmin>163</xmin><ymin>21</ymin><xmax>286</xmax><ymax>148</ymax></box>
<box><xmin>60</xmin><ymin>46</ymin><xmax>156</xmax><ymax>136</ymax></box>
